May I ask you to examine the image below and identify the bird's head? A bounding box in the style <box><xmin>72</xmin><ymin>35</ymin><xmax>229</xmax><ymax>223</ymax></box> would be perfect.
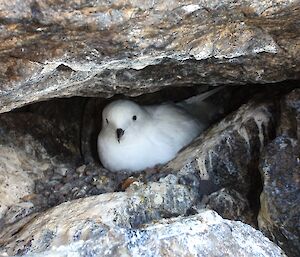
<box><xmin>101</xmin><ymin>100</ymin><xmax>149</xmax><ymax>143</ymax></box>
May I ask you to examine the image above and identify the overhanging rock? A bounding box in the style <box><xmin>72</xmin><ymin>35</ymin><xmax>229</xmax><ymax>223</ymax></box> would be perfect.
<box><xmin>0</xmin><ymin>0</ymin><xmax>299</xmax><ymax>112</ymax></box>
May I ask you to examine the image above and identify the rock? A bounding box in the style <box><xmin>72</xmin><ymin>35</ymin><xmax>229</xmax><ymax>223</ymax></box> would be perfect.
<box><xmin>0</xmin><ymin>113</ymin><xmax>78</xmax><ymax>160</ymax></box>
<box><xmin>0</xmin><ymin>1</ymin><xmax>299</xmax><ymax>112</ymax></box>
<box><xmin>158</xmin><ymin>96</ymin><xmax>276</xmax><ymax>197</ymax></box>
<box><xmin>34</xmin><ymin>163</ymin><xmax>127</xmax><ymax>209</ymax></box>
<box><xmin>206</xmin><ymin>188</ymin><xmax>255</xmax><ymax>226</ymax></box>
<box><xmin>0</xmin><ymin>176</ymin><xmax>197</xmax><ymax>255</ymax></box>
<box><xmin>258</xmin><ymin>89</ymin><xmax>300</xmax><ymax>257</ymax></box>
<box><xmin>257</xmin><ymin>89</ymin><xmax>300</xmax><ymax>257</ymax></box>
<box><xmin>26</xmin><ymin>97</ymin><xmax>87</xmax><ymax>156</ymax></box>
<box><xmin>0</xmin><ymin>113</ymin><xmax>78</xmax><ymax>226</ymax></box>
<box><xmin>1</xmin><ymin>209</ymin><xmax>286</xmax><ymax>257</ymax></box>
<box><xmin>258</xmin><ymin>137</ymin><xmax>300</xmax><ymax>257</ymax></box>
<box><xmin>278</xmin><ymin>88</ymin><xmax>300</xmax><ymax>139</ymax></box>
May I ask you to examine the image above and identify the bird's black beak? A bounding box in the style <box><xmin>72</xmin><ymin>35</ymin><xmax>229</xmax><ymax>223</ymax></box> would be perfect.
<box><xmin>116</xmin><ymin>128</ymin><xmax>124</xmax><ymax>143</ymax></box>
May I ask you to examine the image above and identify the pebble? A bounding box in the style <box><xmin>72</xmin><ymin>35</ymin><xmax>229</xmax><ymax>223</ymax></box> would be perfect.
<box><xmin>33</xmin><ymin>164</ymin><xmax>123</xmax><ymax>209</ymax></box>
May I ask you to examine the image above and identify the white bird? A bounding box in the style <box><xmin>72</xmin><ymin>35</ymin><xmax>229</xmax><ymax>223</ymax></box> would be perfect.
<box><xmin>97</xmin><ymin>87</ymin><xmax>223</xmax><ymax>173</ymax></box>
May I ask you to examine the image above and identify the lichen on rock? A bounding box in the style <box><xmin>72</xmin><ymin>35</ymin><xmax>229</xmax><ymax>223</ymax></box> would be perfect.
<box><xmin>0</xmin><ymin>176</ymin><xmax>197</xmax><ymax>256</ymax></box>
<box><xmin>258</xmin><ymin>89</ymin><xmax>300</xmax><ymax>257</ymax></box>
<box><xmin>1</xmin><ymin>210</ymin><xmax>287</xmax><ymax>257</ymax></box>
<box><xmin>0</xmin><ymin>0</ymin><xmax>299</xmax><ymax>112</ymax></box>
<box><xmin>161</xmin><ymin>95</ymin><xmax>276</xmax><ymax>196</ymax></box>
<box><xmin>0</xmin><ymin>1</ymin><xmax>299</xmax><ymax>256</ymax></box>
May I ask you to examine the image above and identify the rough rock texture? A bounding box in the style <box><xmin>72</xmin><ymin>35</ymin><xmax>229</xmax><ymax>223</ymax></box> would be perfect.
<box><xmin>0</xmin><ymin>110</ymin><xmax>125</xmax><ymax>229</ymax></box>
<box><xmin>278</xmin><ymin>88</ymin><xmax>300</xmax><ymax>139</ymax></box>
<box><xmin>258</xmin><ymin>89</ymin><xmax>300</xmax><ymax>257</ymax></box>
<box><xmin>258</xmin><ymin>136</ymin><xmax>300</xmax><ymax>257</ymax></box>
<box><xmin>33</xmin><ymin>163</ymin><xmax>126</xmax><ymax>209</ymax></box>
<box><xmin>0</xmin><ymin>210</ymin><xmax>286</xmax><ymax>257</ymax></box>
<box><xmin>158</xmin><ymin>96</ymin><xmax>276</xmax><ymax>197</ymax></box>
<box><xmin>0</xmin><ymin>176</ymin><xmax>197</xmax><ymax>256</ymax></box>
<box><xmin>206</xmin><ymin>188</ymin><xmax>255</xmax><ymax>226</ymax></box>
<box><xmin>0</xmin><ymin>112</ymin><xmax>77</xmax><ymax>225</ymax></box>
<box><xmin>0</xmin><ymin>0</ymin><xmax>299</xmax><ymax>113</ymax></box>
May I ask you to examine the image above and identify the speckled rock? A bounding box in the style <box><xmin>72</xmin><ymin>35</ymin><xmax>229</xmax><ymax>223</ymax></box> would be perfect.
<box><xmin>257</xmin><ymin>89</ymin><xmax>300</xmax><ymax>257</ymax></box>
<box><xmin>258</xmin><ymin>89</ymin><xmax>300</xmax><ymax>257</ymax></box>
<box><xmin>159</xmin><ymin>96</ymin><xmax>276</xmax><ymax>196</ymax></box>
<box><xmin>0</xmin><ymin>175</ymin><xmax>197</xmax><ymax>255</ymax></box>
<box><xmin>32</xmin><ymin>161</ymin><xmax>135</xmax><ymax>212</ymax></box>
<box><xmin>0</xmin><ymin>0</ymin><xmax>299</xmax><ymax>113</ymax></box>
<box><xmin>278</xmin><ymin>88</ymin><xmax>300</xmax><ymax>139</ymax></box>
<box><xmin>206</xmin><ymin>188</ymin><xmax>255</xmax><ymax>226</ymax></box>
<box><xmin>258</xmin><ymin>137</ymin><xmax>300</xmax><ymax>257</ymax></box>
<box><xmin>0</xmin><ymin>113</ymin><xmax>78</xmax><ymax>226</ymax></box>
<box><xmin>2</xmin><ymin>210</ymin><xmax>287</xmax><ymax>257</ymax></box>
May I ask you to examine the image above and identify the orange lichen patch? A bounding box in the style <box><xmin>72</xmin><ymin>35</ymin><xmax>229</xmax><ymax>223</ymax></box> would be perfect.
<box><xmin>120</xmin><ymin>176</ymin><xmax>138</xmax><ymax>190</ymax></box>
<box><xmin>21</xmin><ymin>194</ymin><xmax>38</xmax><ymax>202</ymax></box>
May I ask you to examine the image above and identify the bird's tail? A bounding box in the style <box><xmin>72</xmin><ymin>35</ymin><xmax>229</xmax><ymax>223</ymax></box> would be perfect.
<box><xmin>177</xmin><ymin>86</ymin><xmax>226</xmax><ymax>127</ymax></box>
<box><xmin>181</xmin><ymin>86</ymin><xmax>225</xmax><ymax>105</ymax></box>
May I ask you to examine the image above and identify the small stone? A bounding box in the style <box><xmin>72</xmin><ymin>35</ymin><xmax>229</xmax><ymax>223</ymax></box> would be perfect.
<box><xmin>83</xmin><ymin>175</ymin><xmax>94</xmax><ymax>184</ymax></box>
<box><xmin>76</xmin><ymin>165</ymin><xmax>86</xmax><ymax>174</ymax></box>
<box><xmin>51</xmin><ymin>174</ymin><xmax>63</xmax><ymax>181</ymax></box>
<box><xmin>54</xmin><ymin>167</ymin><xmax>68</xmax><ymax>177</ymax></box>
<box><xmin>34</xmin><ymin>181</ymin><xmax>45</xmax><ymax>194</ymax></box>
<box><xmin>121</xmin><ymin>177</ymin><xmax>139</xmax><ymax>191</ymax></box>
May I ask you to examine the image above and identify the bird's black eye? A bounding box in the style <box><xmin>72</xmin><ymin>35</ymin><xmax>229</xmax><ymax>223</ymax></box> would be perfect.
<box><xmin>106</xmin><ymin>118</ymin><xmax>109</xmax><ymax>124</ymax></box>
<box><xmin>132</xmin><ymin>115</ymin><xmax>137</xmax><ymax>121</ymax></box>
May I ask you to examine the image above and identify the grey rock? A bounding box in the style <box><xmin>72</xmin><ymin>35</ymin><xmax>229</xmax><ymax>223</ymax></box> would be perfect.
<box><xmin>278</xmin><ymin>88</ymin><xmax>300</xmax><ymax>139</ymax></box>
<box><xmin>3</xmin><ymin>210</ymin><xmax>287</xmax><ymax>257</ymax></box>
<box><xmin>257</xmin><ymin>89</ymin><xmax>300</xmax><ymax>257</ymax></box>
<box><xmin>206</xmin><ymin>188</ymin><xmax>255</xmax><ymax>226</ymax></box>
<box><xmin>0</xmin><ymin>112</ymin><xmax>79</xmax><ymax>226</ymax></box>
<box><xmin>159</xmin><ymin>96</ymin><xmax>276</xmax><ymax>196</ymax></box>
<box><xmin>0</xmin><ymin>178</ymin><xmax>197</xmax><ymax>255</ymax></box>
<box><xmin>0</xmin><ymin>0</ymin><xmax>299</xmax><ymax>113</ymax></box>
<box><xmin>258</xmin><ymin>136</ymin><xmax>300</xmax><ymax>257</ymax></box>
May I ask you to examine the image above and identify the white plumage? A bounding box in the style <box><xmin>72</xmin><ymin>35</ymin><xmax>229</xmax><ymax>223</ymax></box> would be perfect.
<box><xmin>97</xmin><ymin>87</ymin><xmax>222</xmax><ymax>172</ymax></box>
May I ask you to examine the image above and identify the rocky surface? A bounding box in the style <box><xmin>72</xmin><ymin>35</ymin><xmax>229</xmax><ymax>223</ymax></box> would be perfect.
<box><xmin>0</xmin><ymin>0</ymin><xmax>299</xmax><ymax>113</ymax></box>
<box><xmin>206</xmin><ymin>188</ymin><xmax>255</xmax><ymax>226</ymax></box>
<box><xmin>0</xmin><ymin>207</ymin><xmax>287</xmax><ymax>257</ymax></box>
<box><xmin>278</xmin><ymin>88</ymin><xmax>300</xmax><ymax>139</ymax></box>
<box><xmin>258</xmin><ymin>136</ymin><xmax>300</xmax><ymax>257</ymax></box>
<box><xmin>0</xmin><ymin>177</ymin><xmax>197</xmax><ymax>256</ymax></box>
<box><xmin>2</xmin><ymin>87</ymin><xmax>299</xmax><ymax>256</ymax></box>
<box><xmin>0</xmin><ymin>113</ymin><xmax>75</xmax><ymax>225</ymax></box>
<box><xmin>158</xmin><ymin>95</ymin><xmax>276</xmax><ymax>197</ymax></box>
<box><xmin>258</xmin><ymin>89</ymin><xmax>300</xmax><ymax>257</ymax></box>
<box><xmin>33</xmin><ymin>163</ymin><xmax>125</xmax><ymax>208</ymax></box>
<box><xmin>0</xmin><ymin>1</ymin><xmax>299</xmax><ymax>255</ymax></box>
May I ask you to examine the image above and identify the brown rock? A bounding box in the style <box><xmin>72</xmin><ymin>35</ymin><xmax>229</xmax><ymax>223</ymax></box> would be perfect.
<box><xmin>0</xmin><ymin>0</ymin><xmax>299</xmax><ymax>112</ymax></box>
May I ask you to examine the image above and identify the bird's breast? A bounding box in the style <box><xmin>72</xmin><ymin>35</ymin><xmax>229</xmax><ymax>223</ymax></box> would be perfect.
<box><xmin>97</xmin><ymin>129</ymin><xmax>175</xmax><ymax>172</ymax></box>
